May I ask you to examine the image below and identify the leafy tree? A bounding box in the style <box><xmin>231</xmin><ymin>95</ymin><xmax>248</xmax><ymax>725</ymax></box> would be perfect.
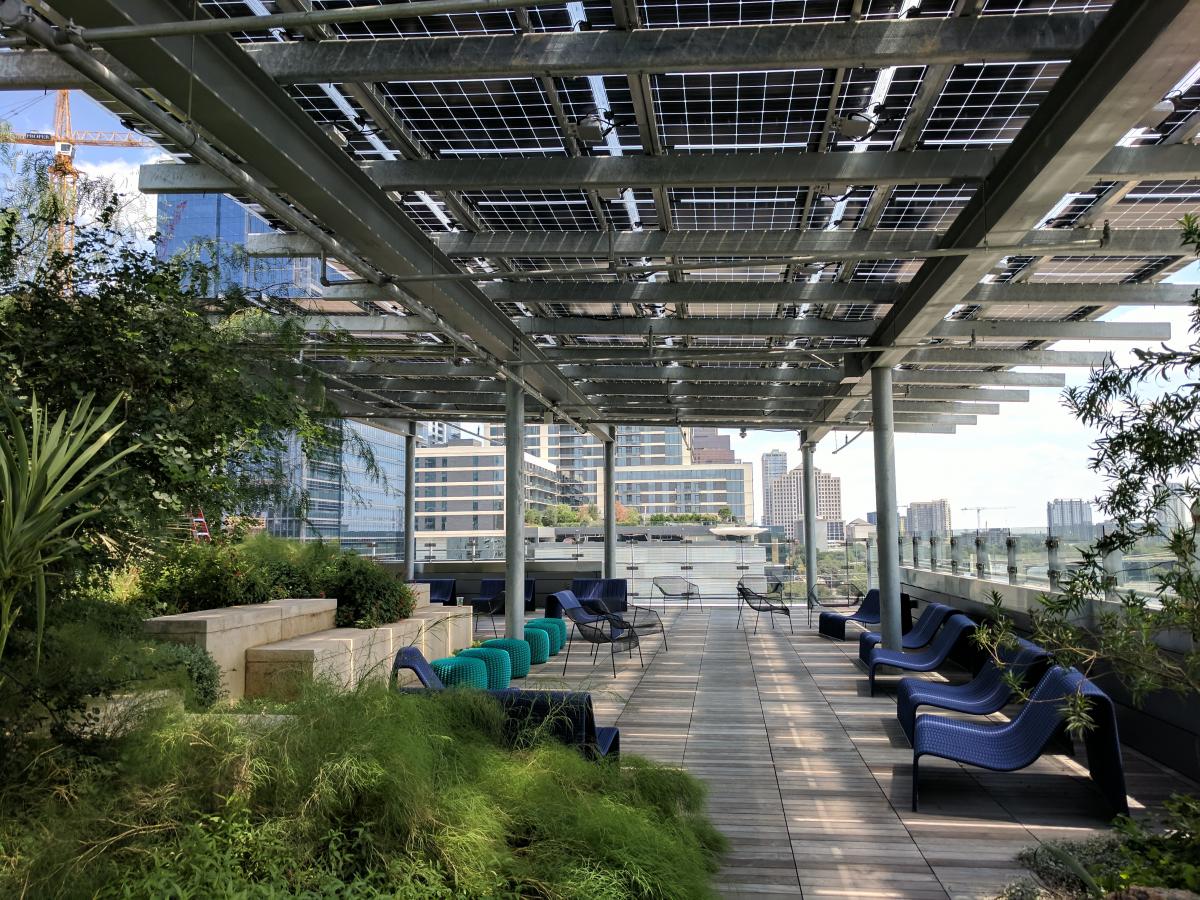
<box><xmin>977</xmin><ymin>216</ymin><xmax>1200</xmax><ymax>719</ymax></box>
<box><xmin>717</xmin><ymin>505</ymin><xmax>734</xmax><ymax>523</ymax></box>
<box><xmin>615</xmin><ymin>501</ymin><xmax>642</xmax><ymax>525</ymax></box>
<box><xmin>0</xmin><ymin>175</ymin><xmax>361</xmax><ymax>555</ymax></box>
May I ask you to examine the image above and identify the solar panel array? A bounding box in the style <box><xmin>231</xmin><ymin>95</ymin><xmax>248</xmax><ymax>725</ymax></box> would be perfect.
<box><xmin>64</xmin><ymin>0</ymin><xmax>1200</xmax><ymax>433</ymax></box>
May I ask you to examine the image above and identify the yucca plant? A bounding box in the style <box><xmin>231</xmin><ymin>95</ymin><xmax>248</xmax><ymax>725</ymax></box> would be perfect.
<box><xmin>0</xmin><ymin>392</ymin><xmax>134</xmax><ymax>672</ymax></box>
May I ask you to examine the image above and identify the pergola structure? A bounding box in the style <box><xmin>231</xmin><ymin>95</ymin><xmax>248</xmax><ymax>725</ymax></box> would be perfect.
<box><xmin>3</xmin><ymin>0</ymin><xmax>1199</xmax><ymax>645</ymax></box>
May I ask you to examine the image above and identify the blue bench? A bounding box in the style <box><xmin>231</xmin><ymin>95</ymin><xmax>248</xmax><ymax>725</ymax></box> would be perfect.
<box><xmin>896</xmin><ymin>638</ymin><xmax>1051</xmax><ymax>744</ymax></box>
<box><xmin>911</xmin><ymin>665</ymin><xmax>1128</xmax><ymax>814</ymax></box>
<box><xmin>571</xmin><ymin>577</ymin><xmax>629</xmax><ymax>613</ymax></box>
<box><xmin>866</xmin><ymin>613</ymin><xmax>977</xmax><ymax>696</ymax></box>
<box><xmin>858</xmin><ymin>602</ymin><xmax>956</xmax><ymax>665</ymax></box>
<box><xmin>817</xmin><ymin>589</ymin><xmax>880</xmax><ymax>640</ymax></box>
<box><xmin>414</xmin><ymin>578</ymin><xmax>456</xmax><ymax>604</ymax></box>
<box><xmin>391</xmin><ymin>647</ymin><xmax>619</xmax><ymax>759</ymax></box>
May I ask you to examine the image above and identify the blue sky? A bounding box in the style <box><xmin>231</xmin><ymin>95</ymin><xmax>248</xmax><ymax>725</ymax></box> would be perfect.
<box><xmin>5</xmin><ymin>90</ymin><xmax>1198</xmax><ymax>529</ymax></box>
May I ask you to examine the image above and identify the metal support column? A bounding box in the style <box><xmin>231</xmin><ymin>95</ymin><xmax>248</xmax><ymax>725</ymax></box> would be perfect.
<box><xmin>802</xmin><ymin>440</ymin><xmax>818</xmax><ymax>606</ymax></box>
<box><xmin>1046</xmin><ymin>536</ymin><xmax>1061</xmax><ymax>591</ymax></box>
<box><xmin>871</xmin><ymin>366</ymin><xmax>903</xmax><ymax>651</ymax></box>
<box><xmin>912</xmin><ymin>535</ymin><xmax>921</xmax><ymax>569</ymax></box>
<box><xmin>505</xmin><ymin>379</ymin><xmax>525</xmax><ymax>640</ymax></box>
<box><xmin>603</xmin><ymin>434</ymin><xmax>617</xmax><ymax>579</ymax></box>
<box><xmin>1006</xmin><ymin>536</ymin><xmax>1019</xmax><ymax>585</ymax></box>
<box><xmin>929</xmin><ymin>535</ymin><xmax>939</xmax><ymax>572</ymax></box>
<box><xmin>403</xmin><ymin>427</ymin><xmax>416</xmax><ymax>581</ymax></box>
<box><xmin>951</xmin><ymin>535</ymin><xmax>962</xmax><ymax>575</ymax></box>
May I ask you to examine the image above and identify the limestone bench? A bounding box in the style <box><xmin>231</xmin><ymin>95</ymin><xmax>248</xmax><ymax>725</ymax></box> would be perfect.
<box><xmin>143</xmin><ymin>597</ymin><xmax>337</xmax><ymax>699</ymax></box>
<box><xmin>244</xmin><ymin>604</ymin><xmax>474</xmax><ymax>699</ymax></box>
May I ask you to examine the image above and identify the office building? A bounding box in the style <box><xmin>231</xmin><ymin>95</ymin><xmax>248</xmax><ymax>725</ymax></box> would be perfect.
<box><xmin>907</xmin><ymin>500</ymin><xmax>953</xmax><ymax>537</ymax></box>
<box><xmin>766</xmin><ymin>464</ymin><xmax>842</xmax><ymax>541</ymax></box>
<box><xmin>1153</xmin><ymin>484</ymin><xmax>1192</xmax><ymax>536</ymax></box>
<box><xmin>691</xmin><ymin>427</ymin><xmax>736</xmax><ymax>463</ymax></box>
<box><xmin>157</xmin><ymin>192</ymin><xmax>409</xmax><ymax>555</ymax></box>
<box><xmin>1047</xmin><ymin>498</ymin><xmax>1095</xmax><ymax>542</ymax></box>
<box><xmin>761</xmin><ymin>450</ymin><xmax>788</xmax><ymax>524</ymax></box>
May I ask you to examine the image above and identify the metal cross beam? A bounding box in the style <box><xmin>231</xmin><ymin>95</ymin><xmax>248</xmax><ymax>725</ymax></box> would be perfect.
<box><xmin>478</xmin><ymin>281</ymin><xmax>1200</xmax><ymax>307</ymax></box>
<box><xmin>137</xmin><ymin>143</ymin><xmax>1200</xmax><ymax>194</ymax></box>
<box><xmin>246</xmin><ymin>227</ymin><xmax>1183</xmax><ymax>261</ymax></box>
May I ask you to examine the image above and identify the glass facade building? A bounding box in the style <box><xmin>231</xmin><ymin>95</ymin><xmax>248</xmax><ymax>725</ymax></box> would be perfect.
<box><xmin>156</xmin><ymin>192</ymin><xmax>408</xmax><ymax>557</ymax></box>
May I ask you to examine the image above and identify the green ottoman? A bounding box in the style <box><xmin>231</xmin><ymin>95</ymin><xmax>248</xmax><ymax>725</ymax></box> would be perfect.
<box><xmin>522</xmin><ymin>627</ymin><xmax>550</xmax><ymax>665</ymax></box>
<box><xmin>457</xmin><ymin>647</ymin><xmax>512</xmax><ymax>690</ymax></box>
<box><xmin>431</xmin><ymin>656</ymin><xmax>487</xmax><ymax>690</ymax></box>
<box><xmin>527</xmin><ymin>617</ymin><xmax>567</xmax><ymax>652</ymax></box>
<box><xmin>482</xmin><ymin>638</ymin><xmax>531</xmax><ymax>678</ymax></box>
<box><xmin>526</xmin><ymin>620</ymin><xmax>563</xmax><ymax>656</ymax></box>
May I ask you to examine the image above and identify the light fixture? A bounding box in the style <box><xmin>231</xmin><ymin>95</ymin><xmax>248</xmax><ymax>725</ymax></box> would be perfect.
<box><xmin>1137</xmin><ymin>93</ymin><xmax>1182</xmax><ymax>130</ymax></box>
<box><xmin>571</xmin><ymin>110</ymin><xmax>615</xmax><ymax>145</ymax></box>
<box><xmin>834</xmin><ymin>103</ymin><xmax>889</xmax><ymax>142</ymax></box>
<box><xmin>739</xmin><ymin>427</ymin><xmax>747</xmax><ymax>438</ymax></box>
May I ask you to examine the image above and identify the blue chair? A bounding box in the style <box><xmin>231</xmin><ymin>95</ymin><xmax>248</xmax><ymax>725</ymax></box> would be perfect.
<box><xmin>478</xmin><ymin>577</ymin><xmax>536</xmax><ymax>611</ymax></box>
<box><xmin>390</xmin><ymin>648</ymin><xmax>619</xmax><ymax>759</ymax></box>
<box><xmin>571</xmin><ymin>578</ymin><xmax>628</xmax><ymax>613</ymax></box>
<box><xmin>818</xmin><ymin>589</ymin><xmax>880</xmax><ymax>640</ymax></box>
<box><xmin>552</xmin><ymin>590</ymin><xmax>642</xmax><ymax>677</ymax></box>
<box><xmin>414</xmin><ymin>578</ymin><xmax>456</xmax><ymax>605</ymax></box>
<box><xmin>858</xmin><ymin>602</ymin><xmax>956</xmax><ymax>665</ymax></box>
<box><xmin>912</xmin><ymin>666</ymin><xmax>1128</xmax><ymax>815</ymax></box>
<box><xmin>866</xmin><ymin>613</ymin><xmax>977</xmax><ymax>696</ymax></box>
<box><xmin>896</xmin><ymin>638</ymin><xmax>1051</xmax><ymax>744</ymax></box>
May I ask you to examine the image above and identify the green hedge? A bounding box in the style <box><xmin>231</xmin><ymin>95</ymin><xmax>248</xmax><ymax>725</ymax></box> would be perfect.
<box><xmin>135</xmin><ymin>535</ymin><xmax>415</xmax><ymax>626</ymax></box>
<box><xmin>1</xmin><ymin>683</ymin><xmax>727</xmax><ymax>898</ymax></box>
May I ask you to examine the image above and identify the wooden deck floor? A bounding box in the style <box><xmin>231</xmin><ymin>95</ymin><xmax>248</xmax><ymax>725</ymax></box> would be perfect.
<box><xmin>509</xmin><ymin>607</ymin><xmax>1194</xmax><ymax>900</ymax></box>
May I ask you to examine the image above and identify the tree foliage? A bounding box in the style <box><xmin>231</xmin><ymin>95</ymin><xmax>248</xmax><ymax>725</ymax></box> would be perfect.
<box><xmin>0</xmin><ymin>177</ymin><xmax>357</xmax><ymax>554</ymax></box>
<box><xmin>977</xmin><ymin>216</ymin><xmax>1200</xmax><ymax>714</ymax></box>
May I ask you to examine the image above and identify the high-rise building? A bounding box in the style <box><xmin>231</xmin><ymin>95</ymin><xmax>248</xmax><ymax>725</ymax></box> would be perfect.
<box><xmin>906</xmin><ymin>500</ymin><xmax>953</xmax><ymax>537</ymax></box>
<box><xmin>157</xmin><ymin>192</ymin><xmax>409</xmax><ymax>556</ymax></box>
<box><xmin>691</xmin><ymin>427</ymin><xmax>736</xmax><ymax>463</ymax></box>
<box><xmin>483</xmin><ymin>424</ymin><xmax>753</xmax><ymax>521</ymax></box>
<box><xmin>1047</xmin><ymin>498</ymin><xmax>1094</xmax><ymax>541</ymax></box>
<box><xmin>766</xmin><ymin>465</ymin><xmax>842</xmax><ymax>540</ymax></box>
<box><xmin>1153</xmin><ymin>484</ymin><xmax>1192</xmax><ymax>536</ymax></box>
<box><xmin>761</xmin><ymin>450</ymin><xmax>788</xmax><ymax>524</ymax></box>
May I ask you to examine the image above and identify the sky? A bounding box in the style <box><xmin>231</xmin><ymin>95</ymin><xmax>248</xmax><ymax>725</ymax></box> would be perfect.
<box><xmin>5</xmin><ymin>90</ymin><xmax>1198</xmax><ymax>530</ymax></box>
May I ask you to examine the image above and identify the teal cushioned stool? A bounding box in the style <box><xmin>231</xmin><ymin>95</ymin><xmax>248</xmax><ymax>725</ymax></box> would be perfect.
<box><xmin>522</xmin><ymin>627</ymin><xmax>550</xmax><ymax>665</ymax></box>
<box><xmin>527</xmin><ymin>617</ymin><xmax>567</xmax><ymax>649</ymax></box>
<box><xmin>430</xmin><ymin>656</ymin><xmax>487</xmax><ymax>689</ymax></box>
<box><xmin>481</xmin><ymin>638</ymin><xmax>531</xmax><ymax>678</ymax></box>
<box><xmin>526</xmin><ymin>620</ymin><xmax>563</xmax><ymax>655</ymax></box>
<box><xmin>457</xmin><ymin>647</ymin><xmax>512</xmax><ymax>690</ymax></box>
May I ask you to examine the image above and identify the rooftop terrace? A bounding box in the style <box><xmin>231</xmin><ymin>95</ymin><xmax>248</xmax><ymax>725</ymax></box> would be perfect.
<box><xmin>521</xmin><ymin>605</ymin><xmax>1194</xmax><ymax>899</ymax></box>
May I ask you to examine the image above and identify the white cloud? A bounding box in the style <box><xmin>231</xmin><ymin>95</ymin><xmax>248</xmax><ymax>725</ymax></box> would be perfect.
<box><xmin>74</xmin><ymin>149</ymin><xmax>165</xmax><ymax>243</ymax></box>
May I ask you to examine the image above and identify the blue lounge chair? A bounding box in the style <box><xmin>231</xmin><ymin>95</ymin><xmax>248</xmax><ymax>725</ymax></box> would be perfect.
<box><xmin>478</xmin><ymin>577</ymin><xmax>536</xmax><ymax>611</ymax></box>
<box><xmin>896</xmin><ymin>638</ymin><xmax>1051</xmax><ymax>743</ymax></box>
<box><xmin>571</xmin><ymin>578</ymin><xmax>628</xmax><ymax>613</ymax></box>
<box><xmin>414</xmin><ymin>578</ymin><xmax>456</xmax><ymax>604</ymax></box>
<box><xmin>818</xmin><ymin>589</ymin><xmax>880</xmax><ymax>640</ymax></box>
<box><xmin>391</xmin><ymin>647</ymin><xmax>619</xmax><ymax>759</ymax></box>
<box><xmin>858</xmin><ymin>602</ymin><xmax>956</xmax><ymax>665</ymax></box>
<box><xmin>866</xmin><ymin>613</ymin><xmax>977</xmax><ymax>696</ymax></box>
<box><xmin>911</xmin><ymin>665</ymin><xmax>1128</xmax><ymax>814</ymax></box>
<box><xmin>551</xmin><ymin>590</ymin><xmax>642</xmax><ymax>677</ymax></box>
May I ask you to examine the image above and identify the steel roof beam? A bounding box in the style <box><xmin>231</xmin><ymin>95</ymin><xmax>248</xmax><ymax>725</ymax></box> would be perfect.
<box><xmin>138</xmin><ymin>143</ymin><xmax>1200</xmax><ymax>195</ymax></box>
<box><xmin>0</xmin><ymin>11</ymin><xmax>1098</xmax><ymax>88</ymax></box>
<box><xmin>246</xmin><ymin>227</ymin><xmax>1183</xmax><ymax>261</ymax></box>
<box><xmin>904</xmin><ymin>348</ymin><xmax>1109</xmax><ymax>367</ymax></box>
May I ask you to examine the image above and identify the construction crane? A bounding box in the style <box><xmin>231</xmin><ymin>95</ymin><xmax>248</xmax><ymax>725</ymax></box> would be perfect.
<box><xmin>960</xmin><ymin>506</ymin><xmax>1014</xmax><ymax>533</ymax></box>
<box><xmin>0</xmin><ymin>90</ymin><xmax>155</xmax><ymax>252</ymax></box>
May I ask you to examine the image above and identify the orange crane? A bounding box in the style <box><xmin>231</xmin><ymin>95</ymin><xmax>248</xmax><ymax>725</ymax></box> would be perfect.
<box><xmin>0</xmin><ymin>90</ymin><xmax>155</xmax><ymax>251</ymax></box>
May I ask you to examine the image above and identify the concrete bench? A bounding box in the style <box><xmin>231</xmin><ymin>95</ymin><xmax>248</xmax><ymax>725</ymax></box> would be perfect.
<box><xmin>144</xmin><ymin>598</ymin><xmax>336</xmax><ymax>699</ymax></box>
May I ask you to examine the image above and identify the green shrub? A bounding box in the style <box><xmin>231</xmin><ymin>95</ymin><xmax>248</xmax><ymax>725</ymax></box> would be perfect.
<box><xmin>129</xmin><ymin>536</ymin><xmax>413</xmax><ymax>627</ymax></box>
<box><xmin>325</xmin><ymin>552</ymin><xmax>415</xmax><ymax>627</ymax></box>
<box><xmin>1002</xmin><ymin>795</ymin><xmax>1200</xmax><ymax>898</ymax></box>
<box><xmin>136</xmin><ymin>540</ymin><xmax>276</xmax><ymax>614</ymax></box>
<box><xmin>0</xmin><ymin>682</ymin><xmax>726</xmax><ymax>898</ymax></box>
<box><xmin>0</xmin><ymin>594</ymin><xmax>223</xmax><ymax>759</ymax></box>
